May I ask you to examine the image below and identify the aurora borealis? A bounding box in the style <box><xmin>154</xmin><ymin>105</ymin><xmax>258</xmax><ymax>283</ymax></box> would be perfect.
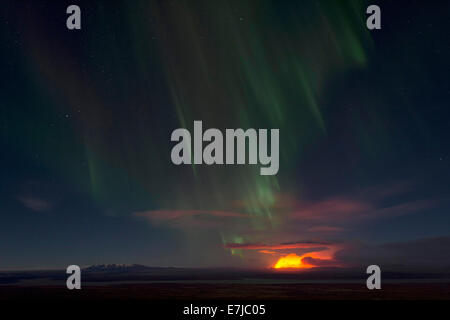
<box><xmin>0</xmin><ymin>0</ymin><xmax>449</xmax><ymax>270</ymax></box>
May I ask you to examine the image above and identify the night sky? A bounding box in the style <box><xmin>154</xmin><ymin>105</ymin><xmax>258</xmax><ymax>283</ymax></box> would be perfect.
<box><xmin>0</xmin><ymin>0</ymin><xmax>449</xmax><ymax>270</ymax></box>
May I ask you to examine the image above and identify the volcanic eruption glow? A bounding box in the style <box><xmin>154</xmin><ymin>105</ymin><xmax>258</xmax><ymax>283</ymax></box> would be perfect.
<box><xmin>273</xmin><ymin>253</ymin><xmax>314</xmax><ymax>269</ymax></box>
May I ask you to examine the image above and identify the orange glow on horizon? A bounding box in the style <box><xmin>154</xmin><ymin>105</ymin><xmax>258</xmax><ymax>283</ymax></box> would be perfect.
<box><xmin>273</xmin><ymin>253</ymin><xmax>314</xmax><ymax>269</ymax></box>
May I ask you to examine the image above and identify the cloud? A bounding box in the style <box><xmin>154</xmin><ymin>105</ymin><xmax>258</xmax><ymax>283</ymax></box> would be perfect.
<box><xmin>362</xmin><ymin>199</ymin><xmax>439</xmax><ymax>220</ymax></box>
<box><xmin>290</xmin><ymin>197</ymin><xmax>372</xmax><ymax>221</ymax></box>
<box><xmin>301</xmin><ymin>256</ymin><xmax>340</xmax><ymax>267</ymax></box>
<box><xmin>272</xmin><ymin>181</ymin><xmax>440</xmax><ymax>229</ymax></box>
<box><xmin>17</xmin><ymin>196</ymin><xmax>53</xmax><ymax>212</ymax></box>
<box><xmin>282</xmin><ymin>193</ymin><xmax>439</xmax><ymax>233</ymax></box>
<box><xmin>224</xmin><ymin>241</ymin><xmax>333</xmax><ymax>250</ymax></box>
<box><xmin>16</xmin><ymin>181</ymin><xmax>63</xmax><ymax>213</ymax></box>
<box><xmin>259</xmin><ymin>250</ymin><xmax>277</xmax><ymax>254</ymax></box>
